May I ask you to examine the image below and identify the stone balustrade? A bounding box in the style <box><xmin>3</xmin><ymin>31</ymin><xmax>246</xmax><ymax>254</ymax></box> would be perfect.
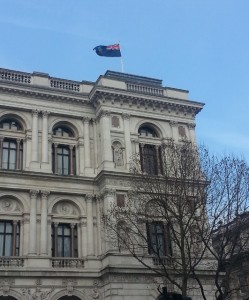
<box><xmin>51</xmin><ymin>257</ymin><xmax>84</xmax><ymax>268</ymax></box>
<box><xmin>0</xmin><ymin>256</ymin><xmax>24</xmax><ymax>267</ymax></box>
<box><xmin>127</xmin><ymin>83</ymin><xmax>163</xmax><ymax>96</ymax></box>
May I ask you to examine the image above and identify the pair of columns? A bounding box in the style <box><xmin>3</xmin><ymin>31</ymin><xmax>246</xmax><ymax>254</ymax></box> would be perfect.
<box><xmin>29</xmin><ymin>190</ymin><xmax>49</xmax><ymax>255</ymax></box>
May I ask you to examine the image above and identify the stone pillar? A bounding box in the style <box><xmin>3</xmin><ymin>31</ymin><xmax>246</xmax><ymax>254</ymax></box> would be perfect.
<box><xmin>22</xmin><ymin>215</ymin><xmax>30</xmax><ymax>255</ymax></box>
<box><xmin>0</xmin><ymin>136</ymin><xmax>3</xmax><ymax>168</ymax></box>
<box><xmin>188</xmin><ymin>123</ymin><xmax>196</xmax><ymax>142</ymax></box>
<box><xmin>77</xmin><ymin>138</ymin><xmax>84</xmax><ymax>175</ymax></box>
<box><xmin>41</xmin><ymin>111</ymin><xmax>49</xmax><ymax>163</ymax></box>
<box><xmin>155</xmin><ymin>145</ymin><xmax>162</xmax><ymax>175</ymax></box>
<box><xmin>12</xmin><ymin>221</ymin><xmax>17</xmax><ymax>256</ymax></box>
<box><xmin>83</xmin><ymin>117</ymin><xmax>91</xmax><ymax>168</ymax></box>
<box><xmin>80</xmin><ymin>218</ymin><xmax>87</xmax><ymax>257</ymax></box>
<box><xmin>31</xmin><ymin>110</ymin><xmax>39</xmax><ymax>162</ymax></box>
<box><xmin>53</xmin><ymin>143</ymin><xmax>58</xmax><ymax>174</ymax></box>
<box><xmin>99</xmin><ymin>110</ymin><xmax>114</xmax><ymax>169</ymax></box>
<box><xmin>29</xmin><ymin>190</ymin><xmax>39</xmax><ymax>254</ymax></box>
<box><xmin>169</xmin><ymin>121</ymin><xmax>179</xmax><ymax>141</ymax></box>
<box><xmin>69</xmin><ymin>145</ymin><xmax>74</xmax><ymax>175</ymax></box>
<box><xmin>102</xmin><ymin>189</ymin><xmax>115</xmax><ymax>252</ymax></box>
<box><xmin>122</xmin><ymin>113</ymin><xmax>132</xmax><ymax>169</ymax></box>
<box><xmin>25</xmin><ymin>130</ymin><xmax>32</xmax><ymax>170</ymax></box>
<box><xmin>96</xmin><ymin>197</ymin><xmax>102</xmax><ymax>255</ymax></box>
<box><xmin>54</xmin><ymin>222</ymin><xmax>58</xmax><ymax>256</ymax></box>
<box><xmin>92</xmin><ymin>119</ymin><xmax>98</xmax><ymax>169</ymax></box>
<box><xmin>40</xmin><ymin>190</ymin><xmax>49</xmax><ymax>255</ymax></box>
<box><xmin>70</xmin><ymin>223</ymin><xmax>75</xmax><ymax>257</ymax></box>
<box><xmin>86</xmin><ymin>194</ymin><xmax>94</xmax><ymax>256</ymax></box>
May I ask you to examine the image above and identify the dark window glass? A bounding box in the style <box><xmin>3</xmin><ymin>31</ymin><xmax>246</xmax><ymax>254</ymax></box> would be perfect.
<box><xmin>138</xmin><ymin>126</ymin><xmax>157</xmax><ymax>137</ymax></box>
<box><xmin>147</xmin><ymin>222</ymin><xmax>166</xmax><ymax>256</ymax></box>
<box><xmin>52</xmin><ymin>223</ymin><xmax>78</xmax><ymax>257</ymax></box>
<box><xmin>0</xmin><ymin>118</ymin><xmax>22</xmax><ymax>131</ymax></box>
<box><xmin>140</xmin><ymin>144</ymin><xmax>160</xmax><ymax>175</ymax></box>
<box><xmin>2</xmin><ymin>140</ymin><xmax>16</xmax><ymax>170</ymax></box>
<box><xmin>52</xmin><ymin>145</ymin><xmax>75</xmax><ymax>175</ymax></box>
<box><xmin>116</xmin><ymin>194</ymin><xmax>125</xmax><ymax>207</ymax></box>
<box><xmin>53</xmin><ymin>126</ymin><xmax>74</xmax><ymax>137</ymax></box>
<box><xmin>0</xmin><ymin>221</ymin><xmax>20</xmax><ymax>256</ymax></box>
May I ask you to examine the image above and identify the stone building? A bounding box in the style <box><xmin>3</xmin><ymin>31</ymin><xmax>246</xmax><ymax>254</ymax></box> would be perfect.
<box><xmin>0</xmin><ymin>68</ymin><xmax>214</xmax><ymax>300</ymax></box>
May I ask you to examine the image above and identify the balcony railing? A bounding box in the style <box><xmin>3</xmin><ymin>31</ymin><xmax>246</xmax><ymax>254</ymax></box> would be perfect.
<box><xmin>50</xmin><ymin>79</ymin><xmax>80</xmax><ymax>92</ymax></box>
<box><xmin>51</xmin><ymin>257</ymin><xmax>84</xmax><ymax>268</ymax></box>
<box><xmin>0</xmin><ymin>256</ymin><xmax>24</xmax><ymax>267</ymax></box>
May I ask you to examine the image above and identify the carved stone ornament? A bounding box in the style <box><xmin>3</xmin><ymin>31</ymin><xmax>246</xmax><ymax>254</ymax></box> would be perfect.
<box><xmin>99</xmin><ymin>110</ymin><xmax>110</xmax><ymax>119</ymax></box>
<box><xmin>0</xmin><ymin>197</ymin><xmax>21</xmax><ymax>212</ymax></box>
<box><xmin>0</xmin><ymin>278</ymin><xmax>14</xmax><ymax>295</ymax></box>
<box><xmin>32</xmin><ymin>110</ymin><xmax>39</xmax><ymax>117</ymax></box>
<box><xmin>187</xmin><ymin>123</ymin><xmax>196</xmax><ymax>129</ymax></box>
<box><xmin>121</xmin><ymin>113</ymin><xmax>130</xmax><ymax>120</ymax></box>
<box><xmin>62</xmin><ymin>279</ymin><xmax>77</xmax><ymax>295</ymax></box>
<box><xmin>52</xmin><ymin>200</ymin><xmax>79</xmax><ymax>216</ymax></box>
<box><xmin>22</xmin><ymin>286</ymin><xmax>54</xmax><ymax>300</ymax></box>
<box><xmin>30</xmin><ymin>190</ymin><xmax>39</xmax><ymax>199</ymax></box>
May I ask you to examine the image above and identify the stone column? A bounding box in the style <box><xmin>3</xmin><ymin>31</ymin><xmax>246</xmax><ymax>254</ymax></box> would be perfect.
<box><xmin>22</xmin><ymin>215</ymin><xmax>30</xmax><ymax>255</ymax></box>
<box><xmin>80</xmin><ymin>218</ymin><xmax>87</xmax><ymax>257</ymax></box>
<box><xmin>155</xmin><ymin>145</ymin><xmax>162</xmax><ymax>175</ymax></box>
<box><xmin>40</xmin><ymin>190</ymin><xmax>49</xmax><ymax>255</ymax></box>
<box><xmin>99</xmin><ymin>110</ymin><xmax>113</xmax><ymax>169</ymax></box>
<box><xmin>16</xmin><ymin>139</ymin><xmax>21</xmax><ymax>170</ymax></box>
<box><xmin>41</xmin><ymin>111</ymin><xmax>49</xmax><ymax>163</ymax></box>
<box><xmin>29</xmin><ymin>190</ymin><xmax>39</xmax><ymax>254</ymax></box>
<box><xmin>96</xmin><ymin>197</ymin><xmax>102</xmax><ymax>255</ymax></box>
<box><xmin>102</xmin><ymin>189</ymin><xmax>115</xmax><ymax>252</ymax></box>
<box><xmin>53</xmin><ymin>143</ymin><xmax>58</xmax><ymax>174</ymax></box>
<box><xmin>86</xmin><ymin>194</ymin><xmax>94</xmax><ymax>256</ymax></box>
<box><xmin>69</xmin><ymin>145</ymin><xmax>74</xmax><ymax>175</ymax></box>
<box><xmin>12</xmin><ymin>221</ymin><xmax>18</xmax><ymax>256</ymax></box>
<box><xmin>0</xmin><ymin>136</ymin><xmax>3</xmax><ymax>168</ymax></box>
<box><xmin>188</xmin><ymin>123</ymin><xmax>196</xmax><ymax>142</ymax></box>
<box><xmin>31</xmin><ymin>110</ymin><xmax>39</xmax><ymax>162</ymax></box>
<box><xmin>169</xmin><ymin>121</ymin><xmax>179</xmax><ymax>141</ymax></box>
<box><xmin>70</xmin><ymin>223</ymin><xmax>76</xmax><ymax>257</ymax></box>
<box><xmin>92</xmin><ymin>119</ymin><xmax>98</xmax><ymax>169</ymax></box>
<box><xmin>54</xmin><ymin>222</ymin><xmax>58</xmax><ymax>256</ymax></box>
<box><xmin>83</xmin><ymin>117</ymin><xmax>91</xmax><ymax>168</ymax></box>
<box><xmin>77</xmin><ymin>138</ymin><xmax>84</xmax><ymax>175</ymax></box>
<box><xmin>25</xmin><ymin>131</ymin><xmax>32</xmax><ymax>170</ymax></box>
<box><xmin>122</xmin><ymin>113</ymin><xmax>132</xmax><ymax>169</ymax></box>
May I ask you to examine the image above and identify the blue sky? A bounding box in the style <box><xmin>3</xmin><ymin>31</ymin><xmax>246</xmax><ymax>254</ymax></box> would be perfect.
<box><xmin>0</xmin><ymin>0</ymin><xmax>249</xmax><ymax>160</ymax></box>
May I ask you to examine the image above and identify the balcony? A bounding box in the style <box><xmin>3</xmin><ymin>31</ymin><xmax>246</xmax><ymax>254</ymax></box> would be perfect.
<box><xmin>51</xmin><ymin>257</ymin><xmax>84</xmax><ymax>268</ymax></box>
<box><xmin>0</xmin><ymin>256</ymin><xmax>24</xmax><ymax>267</ymax></box>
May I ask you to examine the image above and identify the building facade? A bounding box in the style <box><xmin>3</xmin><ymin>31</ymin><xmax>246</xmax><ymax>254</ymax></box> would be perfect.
<box><xmin>0</xmin><ymin>68</ymin><xmax>214</xmax><ymax>300</ymax></box>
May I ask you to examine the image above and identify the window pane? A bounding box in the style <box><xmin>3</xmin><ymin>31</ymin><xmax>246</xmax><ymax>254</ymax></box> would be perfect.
<box><xmin>58</xmin><ymin>155</ymin><xmax>63</xmax><ymax>175</ymax></box>
<box><xmin>58</xmin><ymin>226</ymin><xmax>62</xmax><ymax>235</ymax></box>
<box><xmin>5</xmin><ymin>235</ymin><xmax>12</xmax><ymax>256</ymax></box>
<box><xmin>58</xmin><ymin>237</ymin><xmax>62</xmax><ymax>257</ymax></box>
<box><xmin>63</xmin><ymin>156</ymin><xmax>69</xmax><ymax>175</ymax></box>
<box><xmin>0</xmin><ymin>222</ymin><xmax>4</xmax><ymax>233</ymax></box>
<box><xmin>0</xmin><ymin>235</ymin><xmax>4</xmax><ymax>256</ymax></box>
<box><xmin>64</xmin><ymin>226</ymin><xmax>70</xmax><ymax>236</ymax></box>
<box><xmin>64</xmin><ymin>237</ymin><xmax>70</xmax><ymax>257</ymax></box>
<box><xmin>2</xmin><ymin>148</ymin><xmax>8</xmax><ymax>169</ymax></box>
<box><xmin>9</xmin><ymin>149</ymin><xmax>16</xmax><ymax>169</ymax></box>
<box><xmin>5</xmin><ymin>222</ymin><xmax>13</xmax><ymax>233</ymax></box>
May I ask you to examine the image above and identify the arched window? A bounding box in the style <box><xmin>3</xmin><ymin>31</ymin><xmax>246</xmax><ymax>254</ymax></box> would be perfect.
<box><xmin>138</xmin><ymin>124</ymin><xmax>162</xmax><ymax>175</ymax></box>
<box><xmin>52</xmin><ymin>124</ymin><xmax>76</xmax><ymax>175</ymax></box>
<box><xmin>0</xmin><ymin>118</ymin><xmax>24</xmax><ymax>170</ymax></box>
<box><xmin>138</xmin><ymin>125</ymin><xmax>158</xmax><ymax>137</ymax></box>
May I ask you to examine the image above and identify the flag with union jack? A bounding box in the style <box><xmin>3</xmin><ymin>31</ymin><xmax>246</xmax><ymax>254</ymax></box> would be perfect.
<box><xmin>93</xmin><ymin>44</ymin><xmax>121</xmax><ymax>57</ymax></box>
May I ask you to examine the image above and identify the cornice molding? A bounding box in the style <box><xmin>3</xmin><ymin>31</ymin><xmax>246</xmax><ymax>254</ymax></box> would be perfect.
<box><xmin>0</xmin><ymin>84</ymin><xmax>89</xmax><ymax>105</ymax></box>
<box><xmin>90</xmin><ymin>89</ymin><xmax>204</xmax><ymax>118</ymax></box>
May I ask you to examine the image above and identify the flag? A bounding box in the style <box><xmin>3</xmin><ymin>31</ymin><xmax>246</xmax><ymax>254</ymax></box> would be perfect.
<box><xmin>93</xmin><ymin>44</ymin><xmax>121</xmax><ymax>57</ymax></box>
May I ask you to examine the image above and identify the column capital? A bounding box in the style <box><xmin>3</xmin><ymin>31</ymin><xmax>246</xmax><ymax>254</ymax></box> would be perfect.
<box><xmin>41</xmin><ymin>110</ymin><xmax>50</xmax><ymax>117</ymax></box>
<box><xmin>85</xmin><ymin>194</ymin><xmax>94</xmax><ymax>202</ymax></box>
<box><xmin>187</xmin><ymin>123</ymin><xmax>196</xmax><ymax>129</ymax></box>
<box><xmin>99</xmin><ymin>110</ymin><xmax>110</xmax><ymax>119</ymax></box>
<box><xmin>169</xmin><ymin>120</ymin><xmax>178</xmax><ymax>127</ymax></box>
<box><xmin>32</xmin><ymin>109</ymin><xmax>39</xmax><ymax>117</ymax></box>
<box><xmin>103</xmin><ymin>188</ymin><xmax>115</xmax><ymax>197</ymax></box>
<box><xmin>30</xmin><ymin>190</ymin><xmax>39</xmax><ymax>199</ymax></box>
<box><xmin>41</xmin><ymin>190</ymin><xmax>50</xmax><ymax>198</ymax></box>
<box><xmin>82</xmin><ymin>116</ymin><xmax>90</xmax><ymax>123</ymax></box>
<box><xmin>122</xmin><ymin>113</ymin><xmax>130</xmax><ymax>120</ymax></box>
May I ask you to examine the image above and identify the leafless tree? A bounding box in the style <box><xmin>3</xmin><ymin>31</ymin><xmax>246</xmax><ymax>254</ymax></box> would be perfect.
<box><xmin>103</xmin><ymin>139</ymin><xmax>249</xmax><ymax>299</ymax></box>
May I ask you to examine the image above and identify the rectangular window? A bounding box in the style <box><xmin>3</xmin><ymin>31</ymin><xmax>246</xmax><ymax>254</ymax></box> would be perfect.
<box><xmin>147</xmin><ymin>222</ymin><xmax>171</xmax><ymax>257</ymax></box>
<box><xmin>0</xmin><ymin>220</ymin><xmax>20</xmax><ymax>256</ymax></box>
<box><xmin>51</xmin><ymin>223</ymin><xmax>78</xmax><ymax>257</ymax></box>
<box><xmin>116</xmin><ymin>194</ymin><xmax>125</xmax><ymax>207</ymax></box>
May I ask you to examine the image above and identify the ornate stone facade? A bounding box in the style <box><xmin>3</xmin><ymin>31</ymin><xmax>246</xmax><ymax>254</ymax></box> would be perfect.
<box><xmin>0</xmin><ymin>68</ymin><xmax>215</xmax><ymax>300</ymax></box>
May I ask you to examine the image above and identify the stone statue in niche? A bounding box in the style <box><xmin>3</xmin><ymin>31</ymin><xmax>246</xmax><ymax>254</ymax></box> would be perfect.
<box><xmin>112</xmin><ymin>142</ymin><xmax>124</xmax><ymax>166</ymax></box>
